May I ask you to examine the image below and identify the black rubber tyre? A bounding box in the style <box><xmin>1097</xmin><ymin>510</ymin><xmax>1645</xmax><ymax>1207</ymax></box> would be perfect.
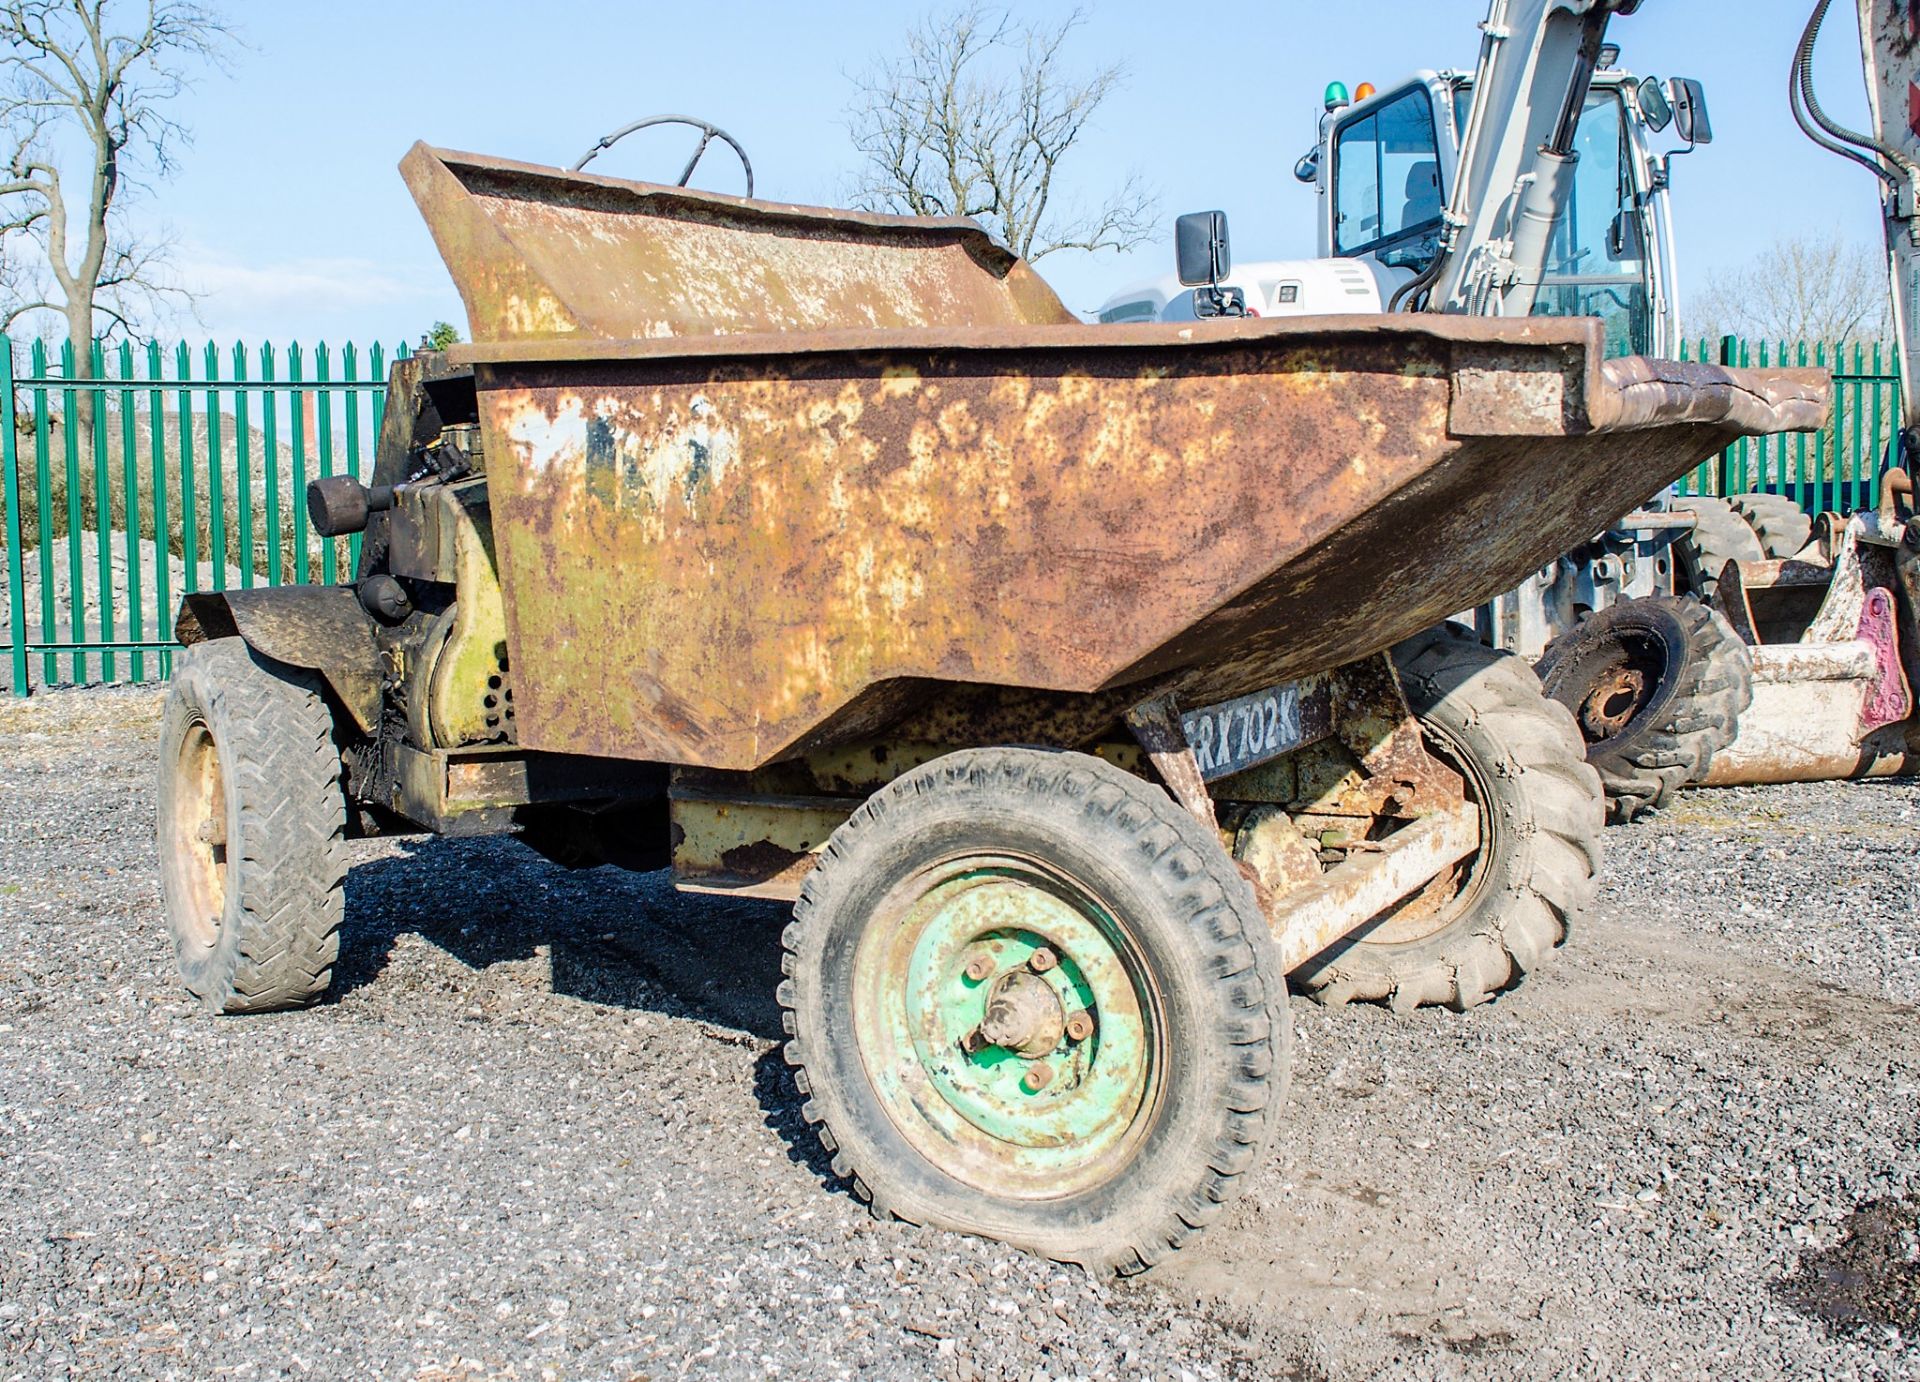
<box><xmin>1675</xmin><ymin>495</ymin><xmax>1766</xmax><ymax>599</ymax></box>
<box><xmin>1730</xmin><ymin>491</ymin><xmax>1814</xmax><ymax>559</ymax></box>
<box><xmin>1292</xmin><ymin>629</ymin><xmax>1602</xmax><ymax>1014</ymax></box>
<box><xmin>778</xmin><ymin>747</ymin><xmax>1288</xmax><ymax>1274</ymax></box>
<box><xmin>156</xmin><ymin>637</ymin><xmax>347</xmax><ymax>1012</ymax></box>
<box><xmin>1535</xmin><ymin>596</ymin><xmax>1754</xmax><ymax>824</ymax></box>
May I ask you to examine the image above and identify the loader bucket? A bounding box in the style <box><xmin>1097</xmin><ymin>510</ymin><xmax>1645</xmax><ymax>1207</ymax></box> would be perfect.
<box><xmin>407</xmin><ymin>145</ymin><xmax>1831</xmax><ymax>772</ymax></box>
<box><xmin>1704</xmin><ymin>514</ymin><xmax>1918</xmax><ymax>784</ymax></box>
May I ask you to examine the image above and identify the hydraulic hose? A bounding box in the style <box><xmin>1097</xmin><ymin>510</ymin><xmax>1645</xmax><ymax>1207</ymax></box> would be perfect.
<box><xmin>1388</xmin><ymin>253</ymin><xmax>1445</xmax><ymax>312</ymax></box>
<box><xmin>1790</xmin><ymin>0</ymin><xmax>1898</xmax><ymax>185</ymax></box>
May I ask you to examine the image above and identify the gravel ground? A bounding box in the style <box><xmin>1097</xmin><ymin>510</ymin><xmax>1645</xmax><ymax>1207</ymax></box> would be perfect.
<box><xmin>1</xmin><ymin>685</ymin><xmax>1916</xmax><ymax>1380</ymax></box>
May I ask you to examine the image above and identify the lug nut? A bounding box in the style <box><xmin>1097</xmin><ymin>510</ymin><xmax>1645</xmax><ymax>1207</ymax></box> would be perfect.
<box><xmin>963</xmin><ymin>954</ymin><xmax>994</xmax><ymax>983</ymax></box>
<box><xmin>1065</xmin><ymin>1011</ymin><xmax>1095</xmax><ymax>1043</ymax></box>
<box><xmin>1021</xmin><ymin>1062</ymin><xmax>1053</xmax><ymax>1092</ymax></box>
<box><xmin>1028</xmin><ymin>946</ymin><xmax>1058</xmax><ymax>974</ymax></box>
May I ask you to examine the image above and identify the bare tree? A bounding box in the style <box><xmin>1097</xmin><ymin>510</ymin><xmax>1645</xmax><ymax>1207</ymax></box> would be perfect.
<box><xmin>1689</xmin><ymin>232</ymin><xmax>1893</xmax><ymax>344</ymax></box>
<box><xmin>846</xmin><ymin>4</ymin><xmax>1153</xmax><ymax>263</ymax></box>
<box><xmin>0</xmin><ymin>1</ymin><xmax>229</xmax><ymax>379</ymax></box>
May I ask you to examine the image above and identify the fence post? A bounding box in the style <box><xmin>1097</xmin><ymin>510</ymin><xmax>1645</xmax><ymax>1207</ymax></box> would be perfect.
<box><xmin>31</xmin><ymin>339</ymin><xmax>52</xmax><ymax>684</ymax></box>
<box><xmin>2</xmin><ymin>337</ymin><xmax>27</xmax><ymax>697</ymax></box>
<box><xmin>148</xmin><ymin>340</ymin><xmax>171</xmax><ymax>679</ymax></box>
<box><xmin>60</xmin><ymin>341</ymin><xmax>84</xmax><ymax>685</ymax></box>
<box><xmin>90</xmin><ymin>339</ymin><xmax>114</xmax><ymax>683</ymax></box>
<box><xmin>1717</xmin><ymin>333</ymin><xmax>1739</xmax><ymax>497</ymax></box>
<box><xmin>119</xmin><ymin>341</ymin><xmax>142</xmax><ymax>683</ymax></box>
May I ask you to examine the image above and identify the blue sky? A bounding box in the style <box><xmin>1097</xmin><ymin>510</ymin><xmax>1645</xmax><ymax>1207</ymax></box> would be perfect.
<box><xmin>120</xmin><ymin>0</ymin><xmax>1884</xmax><ymax>345</ymax></box>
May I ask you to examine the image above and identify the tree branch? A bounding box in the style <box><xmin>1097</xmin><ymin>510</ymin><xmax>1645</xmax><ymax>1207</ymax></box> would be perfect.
<box><xmin>2</xmin><ymin>296</ymin><xmax>58</xmax><ymax>326</ymax></box>
<box><xmin>0</xmin><ymin>0</ymin><xmax>231</xmax><ymax>354</ymax></box>
<box><xmin>846</xmin><ymin>3</ymin><xmax>1153</xmax><ymax>264</ymax></box>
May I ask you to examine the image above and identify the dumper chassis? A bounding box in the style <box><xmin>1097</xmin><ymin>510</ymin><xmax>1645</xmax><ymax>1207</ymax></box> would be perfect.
<box><xmin>154</xmin><ymin>146</ymin><xmax>1823</xmax><ymax>1270</ymax></box>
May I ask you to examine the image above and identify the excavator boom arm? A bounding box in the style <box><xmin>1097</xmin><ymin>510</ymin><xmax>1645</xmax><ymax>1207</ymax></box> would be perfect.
<box><xmin>1427</xmin><ymin>0</ymin><xmax>1640</xmax><ymax>318</ymax></box>
<box><xmin>1844</xmin><ymin>0</ymin><xmax>1920</xmax><ymax>433</ymax></box>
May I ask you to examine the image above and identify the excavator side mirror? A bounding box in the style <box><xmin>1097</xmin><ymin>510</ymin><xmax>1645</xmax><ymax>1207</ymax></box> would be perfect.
<box><xmin>1176</xmin><ymin>210</ymin><xmax>1231</xmax><ymax>287</ymax></box>
<box><xmin>1669</xmin><ymin>78</ymin><xmax>1712</xmax><ymax>145</ymax></box>
<box><xmin>1634</xmin><ymin>76</ymin><xmax>1672</xmax><ymax>133</ymax></box>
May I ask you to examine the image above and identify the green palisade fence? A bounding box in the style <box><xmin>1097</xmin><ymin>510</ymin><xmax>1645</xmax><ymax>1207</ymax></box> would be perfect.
<box><xmin>1</xmin><ymin>335</ymin><xmax>406</xmax><ymax>696</ymax></box>
<box><xmin>1674</xmin><ymin>334</ymin><xmax>1902</xmax><ymax>513</ymax></box>
<box><xmin>0</xmin><ymin>332</ymin><xmax>1906</xmax><ymax>695</ymax></box>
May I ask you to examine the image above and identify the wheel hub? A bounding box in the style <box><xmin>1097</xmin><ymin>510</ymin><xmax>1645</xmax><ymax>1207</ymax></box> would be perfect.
<box><xmin>971</xmin><ymin>970</ymin><xmax>1066</xmax><ymax>1058</ymax></box>
<box><xmin>1578</xmin><ymin>664</ymin><xmax>1649</xmax><ymax>738</ymax></box>
<box><xmin>854</xmin><ymin>863</ymin><xmax>1157</xmax><ymax>1197</ymax></box>
<box><xmin>167</xmin><ymin>720</ymin><xmax>229</xmax><ymax>950</ymax></box>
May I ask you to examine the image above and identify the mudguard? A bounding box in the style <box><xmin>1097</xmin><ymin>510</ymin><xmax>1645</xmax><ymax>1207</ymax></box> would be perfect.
<box><xmin>175</xmin><ymin>586</ymin><xmax>382</xmax><ymax>733</ymax></box>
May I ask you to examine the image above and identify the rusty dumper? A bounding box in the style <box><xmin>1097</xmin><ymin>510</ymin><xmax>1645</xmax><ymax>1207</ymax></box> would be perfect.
<box><xmin>154</xmin><ymin>145</ymin><xmax>1826</xmax><ymax>1272</ymax></box>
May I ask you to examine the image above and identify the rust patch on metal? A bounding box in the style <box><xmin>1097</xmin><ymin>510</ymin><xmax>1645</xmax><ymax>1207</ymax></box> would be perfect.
<box><xmin>402</xmin><ymin>143</ymin><xmax>1075</xmax><ymax>344</ymax></box>
<box><xmin>1327</xmin><ymin>656</ymin><xmax>1462</xmax><ymax>819</ymax></box>
<box><xmin>719</xmin><ymin>838</ymin><xmax>810</xmax><ymax>880</ymax></box>
<box><xmin>1123</xmin><ymin>691</ymin><xmax>1216</xmax><ymax>829</ymax></box>
<box><xmin>668</xmin><ymin>787</ymin><xmax>857</xmax><ymax>898</ymax></box>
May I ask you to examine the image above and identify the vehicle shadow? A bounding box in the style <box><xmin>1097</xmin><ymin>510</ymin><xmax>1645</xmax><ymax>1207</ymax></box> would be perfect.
<box><xmin>328</xmin><ymin>832</ymin><xmax>844</xmax><ymax>1186</ymax></box>
<box><xmin>330</xmin><ymin>832</ymin><xmax>791</xmax><ymax>1038</ymax></box>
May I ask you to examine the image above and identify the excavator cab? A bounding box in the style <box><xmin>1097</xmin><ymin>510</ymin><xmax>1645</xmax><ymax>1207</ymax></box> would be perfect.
<box><xmin>1315</xmin><ymin>65</ymin><xmax>1695</xmax><ymax>357</ymax></box>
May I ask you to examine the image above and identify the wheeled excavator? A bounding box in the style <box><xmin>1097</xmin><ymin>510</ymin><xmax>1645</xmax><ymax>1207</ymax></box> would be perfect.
<box><xmin>1104</xmin><ymin>0</ymin><xmax>1917</xmax><ymax>806</ymax></box>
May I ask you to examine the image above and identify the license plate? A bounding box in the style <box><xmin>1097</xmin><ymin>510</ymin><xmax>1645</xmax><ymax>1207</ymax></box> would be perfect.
<box><xmin>1182</xmin><ymin>680</ymin><xmax>1320</xmax><ymax>781</ymax></box>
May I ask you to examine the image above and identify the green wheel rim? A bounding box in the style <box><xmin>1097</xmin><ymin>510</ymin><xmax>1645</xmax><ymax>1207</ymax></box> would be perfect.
<box><xmin>851</xmin><ymin>856</ymin><xmax>1161</xmax><ymax>1200</ymax></box>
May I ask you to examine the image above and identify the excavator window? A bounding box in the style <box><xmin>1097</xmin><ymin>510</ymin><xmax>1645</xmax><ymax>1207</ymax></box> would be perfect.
<box><xmin>1532</xmin><ymin>88</ymin><xmax>1651</xmax><ymax>356</ymax></box>
<box><xmin>1332</xmin><ymin>85</ymin><xmax>1445</xmax><ymax>266</ymax></box>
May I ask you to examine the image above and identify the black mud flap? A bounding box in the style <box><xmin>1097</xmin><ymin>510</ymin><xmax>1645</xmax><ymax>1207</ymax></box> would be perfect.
<box><xmin>175</xmin><ymin>587</ymin><xmax>382</xmax><ymax>732</ymax></box>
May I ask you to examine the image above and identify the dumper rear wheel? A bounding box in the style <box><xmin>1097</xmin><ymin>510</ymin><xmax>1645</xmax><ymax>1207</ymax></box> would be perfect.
<box><xmin>1535</xmin><ymin>596</ymin><xmax>1753</xmax><ymax>823</ymax></box>
<box><xmin>778</xmin><ymin>747</ymin><xmax>1288</xmax><ymax>1274</ymax></box>
<box><xmin>157</xmin><ymin>637</ymin><xmax>347</xmax><ymax>1013</ymax></box>
<box><xmin>1293</xmin><ymin>629</ymin><xmax>1602</xmax><ymax>1013</ymax></box>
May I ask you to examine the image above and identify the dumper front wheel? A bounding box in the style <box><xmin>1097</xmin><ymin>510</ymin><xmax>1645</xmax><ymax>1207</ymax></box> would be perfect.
<box><xmin>157</xmin><ymin>637</ymin><xmax>347</xmax><ymax>1013</ymax></box>
<box><xmin>779</xmin><ymin>747</ymin><xmax>1287</xmax><ymax>1274</ymax></box>
<box><xmin>1294</xmin><ymin>630</ymin><xmax>1602</xmax><ymax>1012</ymax></box>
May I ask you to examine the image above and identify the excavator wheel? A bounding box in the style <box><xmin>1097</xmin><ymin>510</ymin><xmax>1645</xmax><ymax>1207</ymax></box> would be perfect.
<box><xmin>1674</xmin><ymin>496</ymin><xmax>1766</xmax><ymax>600</ymax></box>
<box><xmin>1730</xmin><ymin>491</ymin><xmax>1814</xmax><ymax>560</ymax></box>
<box><xmin>1535</xmin><ymin>596</ymin><xmax>1754</xmax><ymax>823</ymax></box>
<box><xmin>1291</xmin><ymin>629</ymin><xmax>1602</xmax><ymax>1014</ymax></box>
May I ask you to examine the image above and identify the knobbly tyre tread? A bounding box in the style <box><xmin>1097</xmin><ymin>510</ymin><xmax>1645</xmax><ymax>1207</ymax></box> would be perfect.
<box><xmin>1536</xmin><ymin>596</ymin><xmax>1755</xmax><ymax>823</ymax></box>
<box><xmin>1729</xmin><ymin>491</ymin><xmax>1814</xmax><ymax>560</ymax></box>
<box><xmin>158</xmin><ymin>637</ymin><xmax>347</xmax><ymax>1012</ymax></box>
<box><xmin>1675</xmin><ymin>495</ymin><xmax>1767</xmax><ymax>599</ymax></box>
<box><xmin>1292</xmin><ymin>628</ymin><xmax>1603</xmax><ymax>1014</ymax></box>
<box><xmin>776</xmin><ymin>746</ymin><xmax>1288</xmax><ymax>1275</ymax></box>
